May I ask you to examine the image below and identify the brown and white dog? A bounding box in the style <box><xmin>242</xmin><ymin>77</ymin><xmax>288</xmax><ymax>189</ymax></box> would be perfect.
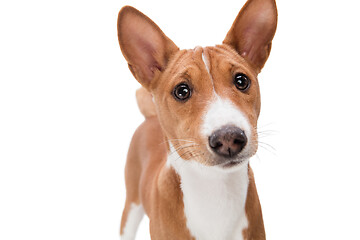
<box><xmin>117</xmin><ymin>0</ymin><xmax>277</xmax><ymax>239</ymax></box>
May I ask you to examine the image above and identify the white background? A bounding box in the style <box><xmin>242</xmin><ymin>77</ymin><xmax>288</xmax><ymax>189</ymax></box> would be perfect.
<box><xmin>1</xmin><ymin>0</ymin><xmax>360</xmax><ymax>239</ymax></box>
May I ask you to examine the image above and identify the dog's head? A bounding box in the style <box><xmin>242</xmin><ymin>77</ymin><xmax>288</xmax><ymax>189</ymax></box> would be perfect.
<box><xmin>117</xmin><ymin>0</ymin><xmax>277</xmax><ymax>169</ymax></box>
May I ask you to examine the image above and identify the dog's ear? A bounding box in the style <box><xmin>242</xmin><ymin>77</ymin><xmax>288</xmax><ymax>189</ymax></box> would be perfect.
<box><xmin>223</xmin><ymin>0</ymin><xmax>277</xmax><ymax>73</ymax></box>
<box><xmin>117</xmin><ymin>6</ymin><xmax>179</xmax><ymax>89</ymax></box>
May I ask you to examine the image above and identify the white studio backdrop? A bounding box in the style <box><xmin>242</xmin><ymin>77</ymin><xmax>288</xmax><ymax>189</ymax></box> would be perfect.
<box><xmin>1</xmin><ymin>0</ymin><xmax>360</xmax><ymax>239</ymax></box>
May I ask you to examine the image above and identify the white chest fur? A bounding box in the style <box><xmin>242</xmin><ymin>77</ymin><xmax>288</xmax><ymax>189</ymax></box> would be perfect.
<box><xmin>168</xmin><ymin>148</ymin><xmax>249</xmax><ymax>240</ymax></box>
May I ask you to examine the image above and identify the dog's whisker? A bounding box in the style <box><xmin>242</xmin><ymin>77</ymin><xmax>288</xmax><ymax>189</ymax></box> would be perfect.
<box><xmin>258</xmin><ymin>143</ymin><xmax>277</xmax><ymax>156</ymax></box>
<box><xmin>257</xmin><ymin>130</ymin><xmax>278</xmax><ymax>136</ymax></box>
<box><xmin>158</xmin><ymin>139</ymin><xmax>197</xmax><ymax>147</ymax></box>
<box><xmin>161</xmin><ymin>138</ymin><xmax>198</xmax><ymax>144</ymax></box>
<box><xmin>169</xmin><ymin>144</ymin><xmax>201</xmax><ymax>158</ymax></box>
<box><xmin>255</xmin><ymin>122</ymin><xmax>276</xmax><ymax>130</ymax></box>
<box><xmin>257</xmin><ymin>129</ymin><xmax>278</xmax><ymax>133</ymax></box>
<box><xmin>258</xmin><ymin>141</ymin><xmax>276</xmax><ymax>151</ymax></box>
<box><xmin>174</xmin><ymin>144</ymin><xmax>200</xmax><ymax>151</ymax></box>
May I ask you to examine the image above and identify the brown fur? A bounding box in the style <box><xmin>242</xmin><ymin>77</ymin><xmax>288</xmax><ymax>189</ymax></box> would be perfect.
<box><xmin>121</xmin><ymin>117</ymin><xmax>194</xmax><ymax>239</ymax></box>
<box><xmin>136</xmin><ymin>88</ymin><xmax>156</xmax><ymax>118</ymax></box>
<box><xmin>118</xmin><ymin>0</ymin><xmax>277</xmax><ymax>239</ymax></box>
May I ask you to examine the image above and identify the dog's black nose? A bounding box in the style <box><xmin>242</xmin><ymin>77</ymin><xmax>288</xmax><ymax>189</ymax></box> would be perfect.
<box><xmin>208</xmin><ymin>126</ymin><xmax>247</xmax><ymax>158</ymax></box>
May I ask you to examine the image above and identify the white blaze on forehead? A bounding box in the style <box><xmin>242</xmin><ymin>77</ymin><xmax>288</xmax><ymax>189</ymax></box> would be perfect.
<box><xmin>202</xmin><ymin>52</ymin><xmax>211</xmax><ymax>74</ymax></box>
<box><xmin>202</xmin><ymin>51</ymin><xmax>215</xmax><ymax>91</ymax></box>
<box><xmin>202</xmin><ymin>95</ymin><xmax>252</xmax><ymax>139</ymax></box>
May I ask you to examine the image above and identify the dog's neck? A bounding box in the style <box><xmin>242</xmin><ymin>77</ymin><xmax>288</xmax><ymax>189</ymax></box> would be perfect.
<box><xmin>167</xmin><ymin>143</ymin><xmax>250</xmax><ymax>240</ymax></box>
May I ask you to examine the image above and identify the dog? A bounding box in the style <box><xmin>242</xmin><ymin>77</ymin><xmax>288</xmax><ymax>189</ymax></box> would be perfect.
<box><xmin>117</xmin><ymin>0</ymin><xmax>277</xmax><ymax>239</ymax></box>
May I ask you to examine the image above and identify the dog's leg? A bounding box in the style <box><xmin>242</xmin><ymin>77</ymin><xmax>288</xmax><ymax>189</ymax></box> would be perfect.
<box><xmin>120</xmin><ymin>200</ymin><xmax>144</xmax><ymax>240</ymax></box>
<box><xmin>120</xmin><ymin>127</ymin><xmax>146</xmax><ymax>240</ymax></box>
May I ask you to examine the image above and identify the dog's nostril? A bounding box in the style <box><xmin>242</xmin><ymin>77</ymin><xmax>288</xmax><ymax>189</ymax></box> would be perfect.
<box><xmin>208</xmin><ymin>126</ymin><xmax>247</xmax><ymax>158</ymax></box>
<box><xmin>209</xmin><ymin>135</ymin><xmax>222</xmax><ymax>149</ymax></box>
<box><xmin>215</xmin><ymin>142</ymin><xmax>223</xmax><ymax>148</ymax></box>
<box><xmin>233</xmin><ymin>138</ymin><xmax>242</xmax><ymax>145</ymax></box>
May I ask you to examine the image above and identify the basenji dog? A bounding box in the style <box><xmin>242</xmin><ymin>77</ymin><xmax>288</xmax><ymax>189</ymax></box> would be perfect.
<box><xmin>117</xmin><ymin>0</ymin><xmax>277</xmax><ymax>239</ymax></box>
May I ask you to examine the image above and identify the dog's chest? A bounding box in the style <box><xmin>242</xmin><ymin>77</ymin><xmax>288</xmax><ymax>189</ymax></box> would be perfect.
<box><xmin>169</xmin><ymin>159</ymin><xmax>249</xmax><ymax>240</ymax></box>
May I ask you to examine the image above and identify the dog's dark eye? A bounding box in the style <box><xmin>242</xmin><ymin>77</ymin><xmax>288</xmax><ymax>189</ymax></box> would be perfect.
<box><xmin>234</xmin><ymin>73</ymin><xmax>250</xmax><ymax>91</ymax></box>
<box><xmin>173</xmin><ymin>83</ymin><xmax>191</xmax><ymax>101</ymax></box>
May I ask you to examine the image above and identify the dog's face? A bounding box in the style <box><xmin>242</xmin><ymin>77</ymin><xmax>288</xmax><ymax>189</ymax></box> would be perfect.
<box><xmin>118</xmin><ymin>0</ymin><xmax>277</xmax><ymax>169</ymax></box>
<box><xmin>152</xmin><ymin>46</ymin><xmax>261</xmax><ymax>168</ymax></box>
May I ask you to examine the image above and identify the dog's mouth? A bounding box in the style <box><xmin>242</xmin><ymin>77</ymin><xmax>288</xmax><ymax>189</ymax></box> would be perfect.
<box><xmin>213</xmin><ymin>157</ymin><xmax>248</xmax><ymax>169</ymax></box>
<box><xmin>206</xmin><ymin>141</ymin><xmax>253</xmax><ymax>169</ymax></box>
<box><xmin>223</xmin><ymin>160</ymin><xmax>242</xmax><ymax>168</ymax></box>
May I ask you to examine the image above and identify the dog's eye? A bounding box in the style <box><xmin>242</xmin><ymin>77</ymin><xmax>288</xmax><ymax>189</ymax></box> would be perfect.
<box><xmin>234</xmin><ymin>73</ymin><xmax>250</xmax><ymax>91</ymax></box>
<box><xmin>173</xmin><ymin>83</ymin><xmax>191</xmax><ymax>101</ymax></box>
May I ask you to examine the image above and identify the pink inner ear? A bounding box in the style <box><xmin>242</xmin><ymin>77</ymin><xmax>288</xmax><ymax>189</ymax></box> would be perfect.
<box><xmin>118</xmin><ymin>6</ymin><xmax>179</xmax><ymax>87</ymax></box>
<box><xmin>121</xmin><ymin>18</ymin><xmax>165</xmax><ymax>82</ymax></box>
<box><xmin>223</xmin><ymin>0</ymin><xmax>277</xmax><ymax>72</ymax></box>
<box><xmin>132</xmin><ymin>37</ymin><xmax>163</xmax><ymax>81</ymax></box>
<box><xmin>241</xmin><ymin>24</ymin><xmax>271</xmax><ymax>62</ymax></box>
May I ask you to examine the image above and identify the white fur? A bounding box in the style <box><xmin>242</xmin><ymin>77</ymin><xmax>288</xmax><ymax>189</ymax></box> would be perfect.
<box><xmin>202</xmin><ymin>96</ymin><xmax>251</xmax><ymax>138</ymax></box>
<box><xmin>202</xmin><ymin>52</ymin><xmax>215</xmax><ymax>91</ymax></box>
<box><xmin>202</xmin><ymin>96</ymin><xmax>253</xmax><ymax>160</ymax></box>
<box><xmin>168</xmin><ymin>144</ymin><xmax>249</xmax><ymax>240</ymax></box>
<box><xmin>121</xmin><ymin>203</ymin><xmax>144</xmax><ymax>240</ymax></box>
<box><xmin>202</xmin><ymin>52</ymin><xmax>211</xmax><ymax>75</ymax></box>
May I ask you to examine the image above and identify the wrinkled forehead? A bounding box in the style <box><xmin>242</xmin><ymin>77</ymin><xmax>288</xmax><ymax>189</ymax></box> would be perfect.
<box><xmin>163</xmin><ymin>45</ymin><xmax>257</xmax><ymax>85</ymax></box>
<box><xmin>164</xmin><ymin>47</ymin><xmax>204</xmax><ymax>80</ymax></box>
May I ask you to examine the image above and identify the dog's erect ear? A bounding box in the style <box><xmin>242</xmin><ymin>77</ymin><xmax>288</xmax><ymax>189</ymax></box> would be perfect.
<box><xmin>223</xmin><ymin>0</ymin><xmax>277</xmax><ymax>73</ymax></box>
<box><xmin>117</xmin><ymin>6</ymin><xmax>179</xmax><ymax>89</ymax></box>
